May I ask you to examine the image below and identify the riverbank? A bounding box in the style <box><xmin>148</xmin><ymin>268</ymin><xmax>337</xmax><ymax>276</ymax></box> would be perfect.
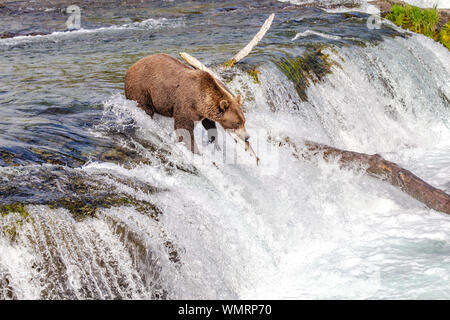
<box><xmin>369</xmin><ymin>0</ymin><xmax>450</xmax><ymax>31</ymax></box>
<box><xmin>369</xmin><ymin>0</ymin><xmax>449</xmax><ymax>50</ymax></box>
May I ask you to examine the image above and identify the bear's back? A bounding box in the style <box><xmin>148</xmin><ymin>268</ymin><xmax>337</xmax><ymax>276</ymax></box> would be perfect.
<box><xmin>125</xmin><ymin>53</ymin><xmax>209</xmax><ymax>117</ymax></box>
<box><xmin>125</xmin><ymin>53</ymin><xmax>192</xmax><ymax>93</ymax></box>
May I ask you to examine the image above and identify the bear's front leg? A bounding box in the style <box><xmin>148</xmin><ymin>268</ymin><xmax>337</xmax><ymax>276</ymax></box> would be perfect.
<box><xmin>201</xmin><ymin>118</ymin><xmax>221</xmax><ymax>151</ymax></box>
<box><xmin>174</xmin><ymin>115</ymin><xmax>200</xmax><ymax>154</ymax></box>
<box><xmin>138</xmin><ymin>102</ymin><xmax>155</xmax><ymax>117</ymax></box>
<box><xmin>201</xmin><ymin>118</ymin><xmax>218</xmax><ymax>144</ymax></box>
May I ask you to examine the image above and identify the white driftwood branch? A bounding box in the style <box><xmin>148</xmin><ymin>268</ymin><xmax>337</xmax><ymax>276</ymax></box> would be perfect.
<box><xmin>227</xmin><ymin>13</ymin><xmax>275</xmax><ymax>66</ymax></box>
<box><xmin>179</xmin><ymin>52</ymin><xmax>234</xmax><ymax>96</ymax></box>
<box><xmin>179</xmin><ymin>52</ymin><xmax>221</xmax><ymax>80</ymax></box>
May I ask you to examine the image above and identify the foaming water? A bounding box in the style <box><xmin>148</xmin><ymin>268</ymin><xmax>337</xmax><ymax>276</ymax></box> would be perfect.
<box><xmin>1</xmin><ymin>0</ymin><xmax>449</xmax><ymax>299</ymax></box>
<box><xmin>75</xmin><ymin>32</ymin><xmax>450</xmax><ymax>299</ymax></box>
<box><xmin>0</xmin><ymin>205</ymin><xmax>169</xmax><ymax>299</ymax></box>
<box><xmin>292</xmin><ymin>30</ymin><xmax>345</xmax><ymax>40</ymax></box>
<box><xmin>298</xmin><ymin>36</ymin><xmax>450</xmax><ymax>154</ymax></box>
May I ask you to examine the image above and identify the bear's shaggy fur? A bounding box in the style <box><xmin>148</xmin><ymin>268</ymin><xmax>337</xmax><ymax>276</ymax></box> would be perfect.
<box><xmin>124</xmin><ymin>53</ymin><xmax>248</xmax><ymax>152</ymax></box>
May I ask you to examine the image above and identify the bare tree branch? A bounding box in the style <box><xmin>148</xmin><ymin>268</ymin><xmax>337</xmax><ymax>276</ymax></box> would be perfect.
<box><xmin>179</xmin><ymin>52</ymin><xmax>221</xmax><ymax>80</ymax></box>
<box><xmin>224</xmin><ymin>13</ymin><xmax>275</xmax><ymax>67</ymax></box>
<box><xmin>179</xmin><ymin>52</ymin><xmax>234</xmax><ymax>96</ymax></box>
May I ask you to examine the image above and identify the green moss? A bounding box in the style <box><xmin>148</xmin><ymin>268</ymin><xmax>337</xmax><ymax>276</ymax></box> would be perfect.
<box><xmin>0</xmin><ymin>204</ymin><xmax>29</xmax><ymax>219</ymax></box>
<box><xmin>275</xmin><ymin>48</ymin><xmax>336</xmax><ymax>102</ymax></box>
<box><xmin>1</xmin><ymin>196</ymin><xmax>160</xmax><ymax>228</ymax></box>
<box><xmin>247</xmin><ymin>68</ymin><xmax>261</xmax><ymax>84</ymax></box>
<box><xmin>48</xmin><ymin>199</ymin><xmax>98</xmax><ymax>221</ymax></box>
<box><xmin>385</xmin><ymin>4</ymin><xmax>448</xmax><ymax>50</ymax></box>
<box><xmin>439</xmin><ymin>22</ymin><xmax>450</xmax><ymax>50</ymax></box>
<box><xmin>223</xmin><ymin>59</ymin><xmax>236</xmax><ymax>68</ymax></box>
<box><xmin>48</xmin><ymin>195</ymin><xmax>161</xmax><ymax>222</ymax></box>
<box><xmin>1</xmin><ymin>204</ymin><xmax>30</xmax><ymax>242</ymax></box>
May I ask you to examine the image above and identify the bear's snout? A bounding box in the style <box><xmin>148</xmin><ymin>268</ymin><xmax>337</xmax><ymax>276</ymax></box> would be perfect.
<box><xmin>231</xmin><ymin>127</ymin><xmax>250</xmax><ymax>143</ymax></box>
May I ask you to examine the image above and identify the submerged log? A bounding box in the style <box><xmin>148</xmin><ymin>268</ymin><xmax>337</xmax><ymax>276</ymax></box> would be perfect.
<box><xmin>282</xmin><ymin>138</ymin><xmax>450</xmax><ymax>215</ymax></box>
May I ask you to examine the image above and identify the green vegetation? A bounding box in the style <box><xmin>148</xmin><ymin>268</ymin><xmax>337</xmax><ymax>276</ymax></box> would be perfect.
<box><xmin>223</xmin><ymin>59</ymin><xmax>236</xmax><ymax>68</ymax></box>
<box><xmin>247</xmin><ymin>68</ymin><xmax>261</xmax><ymax>84</ymax></box>
<box><xmin>0</xmin><ymin>196</ymin><xmax>161</xmax><ymax>241</ymax></box>
<box><xmin>385</xmin><ymin>4</ymin><xmax>438</xmax><ymax>37</ymax></box>
<box><xmin>0</xmin><ymin>204</ymin><xmax>30</xmax><ymax>242</ymax></box>
<box><xmin>439</xmin><ymin>22</ymin><xmax>450</xmax><ymax>50</ymax></box>
<box><xmin>0</xmin><ymin>204</ymin><xmax>29</xmax><ymax>218</ymax></box>
<box><xmin>385</xmin><ymin>4</ymin><xmax>449</xmax><ymax>51</ymax></box>
<box><xmin>48</xmin><ymin>196</ymin><xmax>161</xmax><ymax>222</ymax></box>
<box><xmin>275</xmin><ymin>48</ymin><xmax>337</xmax><ymax>102</ymax></box>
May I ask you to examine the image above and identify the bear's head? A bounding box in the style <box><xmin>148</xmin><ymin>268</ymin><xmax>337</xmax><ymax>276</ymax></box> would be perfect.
<box><xmin>201</xmin><ymin>73</ymin><xmax>250</xmax><ymax>142</ymax></box>
<box><xmin>216</xmin><ymin>94</ymin><xmax>250</xmax><ymax>142</ymax></box>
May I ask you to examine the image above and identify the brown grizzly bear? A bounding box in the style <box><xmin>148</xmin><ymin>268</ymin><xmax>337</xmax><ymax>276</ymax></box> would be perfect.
<box><xmin>124</xmin><ymin>53</ymin><xmax>249</xmax><ymax>153</ymax></box>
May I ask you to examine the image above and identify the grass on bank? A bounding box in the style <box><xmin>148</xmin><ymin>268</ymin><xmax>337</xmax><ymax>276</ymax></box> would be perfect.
<box><xmin>439</xmin><ymin>22</ymin><xmax>450</xmax><ymax>50</ymax></box>
<box><xmin>385</xmin><ymin>4</ymin><xmax>449</xmax><ymax>51</ymax></box>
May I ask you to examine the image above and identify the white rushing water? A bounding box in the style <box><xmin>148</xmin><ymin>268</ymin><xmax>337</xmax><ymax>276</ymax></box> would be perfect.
<box><xmin>1</xmin><ymin>30</ymin><xmax>450</xmax><ymax>299</ymax></box>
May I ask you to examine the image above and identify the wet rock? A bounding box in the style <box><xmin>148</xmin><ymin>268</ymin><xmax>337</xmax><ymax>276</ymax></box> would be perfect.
<box><xmin>0</xmin><ymin>273</ymin><xmax>18</xmax><ymax>300</ymax></box>
<box><xmin>0</xmin><ymin>166</ymin><xmax>162</xmax><ymax>222</ymax></box>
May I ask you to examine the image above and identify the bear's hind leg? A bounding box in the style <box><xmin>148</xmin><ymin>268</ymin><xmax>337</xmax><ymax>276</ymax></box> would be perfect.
<box><xmin>137</xmin><ymin>92</ymin><xmax>155</xmax><ymax>117</ymax></box>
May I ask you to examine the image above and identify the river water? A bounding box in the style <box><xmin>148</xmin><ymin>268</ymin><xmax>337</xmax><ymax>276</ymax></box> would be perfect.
<box><xmin>0</xmin><ymin>0</ymin><xmax>449</xmax><ymax>299</ymax></box>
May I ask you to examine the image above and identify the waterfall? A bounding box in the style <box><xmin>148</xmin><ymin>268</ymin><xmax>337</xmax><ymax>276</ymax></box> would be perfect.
<box><xmin>1</xmin><ymin>2</ymin><xmax>449</xmax><ymax>299</ymax></box>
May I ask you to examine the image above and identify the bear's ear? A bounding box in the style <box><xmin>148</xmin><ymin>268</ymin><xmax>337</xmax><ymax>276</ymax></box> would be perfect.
<box><xmin>219</xmin><ymin>100</ymin><xmax>229</xmax><ymax>113</ymax></box>
<box><xmin>236</xmin><ymin>94</ymin><xmax>242</xmax><ymax>105</ymax></box>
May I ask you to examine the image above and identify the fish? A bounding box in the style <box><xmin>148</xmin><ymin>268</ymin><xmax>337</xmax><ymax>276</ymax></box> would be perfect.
<box><xmin>228</xmin><ymin>131</ymin><xmax>260</xmax><ymax>165</ymax></box>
